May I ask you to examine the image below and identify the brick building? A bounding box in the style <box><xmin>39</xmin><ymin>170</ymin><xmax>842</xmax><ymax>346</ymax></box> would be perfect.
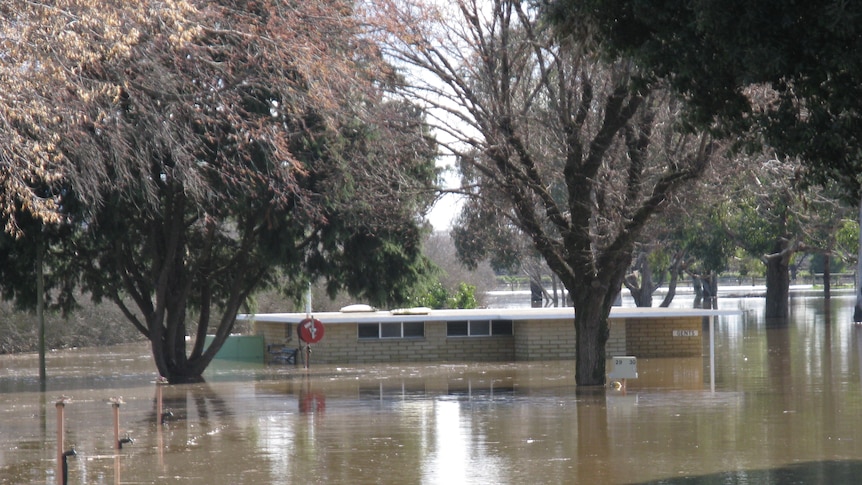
<box><xmin>239</xmin><ymin>306</ymin><xmax>738</xmax><ymax>365</ymax></box>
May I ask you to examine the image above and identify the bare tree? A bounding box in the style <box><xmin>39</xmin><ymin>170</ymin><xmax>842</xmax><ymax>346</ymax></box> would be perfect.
<box><xmin>375</xmin><ymin>0</ymin><xmax>714</xmax><ymax>385</ymax></box>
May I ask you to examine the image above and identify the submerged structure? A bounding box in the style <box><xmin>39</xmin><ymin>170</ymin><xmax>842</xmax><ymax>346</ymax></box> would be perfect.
<box><xmin>236</xmin><ymin>306</ymin><xmax>738</xmax><ymax>365</ymax></box>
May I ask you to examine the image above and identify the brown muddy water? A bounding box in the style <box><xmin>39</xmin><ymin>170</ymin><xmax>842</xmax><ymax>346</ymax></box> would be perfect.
<box><xmin>3</xmin><ymin>293</ymin><xmax>862</xmax><ymax>484</ymax></box>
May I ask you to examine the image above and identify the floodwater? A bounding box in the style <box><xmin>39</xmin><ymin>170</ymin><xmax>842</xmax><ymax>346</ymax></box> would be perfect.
<box><xmin>3</xmin><ymin>292</ymin><xmax>862</xmax><ymax>484</ymax></box>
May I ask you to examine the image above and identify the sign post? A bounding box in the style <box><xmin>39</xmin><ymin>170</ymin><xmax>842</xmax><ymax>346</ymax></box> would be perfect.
<box><xmin>297</xmin><ymin>317</ymin><xmax>325</xmax><ymax>368</ymax></box>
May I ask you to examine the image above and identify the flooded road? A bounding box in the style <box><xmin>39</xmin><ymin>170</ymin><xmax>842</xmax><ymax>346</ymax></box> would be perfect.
<box><xmin>3</xmin><ymin>293</ymin><xmax>862</xmax><ymax>484</ymax></box>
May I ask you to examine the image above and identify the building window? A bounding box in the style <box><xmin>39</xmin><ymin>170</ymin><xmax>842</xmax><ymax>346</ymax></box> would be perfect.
<box><xmin>380</xmin><ymin>322</ymin><xmax>401</xmax><ymax>338</ymax></box>
<box><xmin>447</xmin><ymin>321</ymin><xmax>468</xmax><ymax>336</ymax></box>
<box><xmin>403</xmin><ymin>322</ymin><xmax>425</xmax><ymax>338</ymax></box>
<box><xmin>492</xmin><ymin>320</ymin><xmax>513</xmax><ymax>336</ymax></box>
<box><xmin>471</xmin><ymin>320</ymin><xmax>491</xmax><ymax>336</ymax></box>
<box><xmin>358</xmin><ymin>322</ymin><xmax>425</xmax><ymax>339</ymax></box>
<box><xmin>357</xmin><ymin>324</ymin><xmax>380</xmax><ymax>339</ymax></box>
<box><xmin>447</xmin><ymin>320</ymin><xmax>514</xmax><ymax>337</ymax></box>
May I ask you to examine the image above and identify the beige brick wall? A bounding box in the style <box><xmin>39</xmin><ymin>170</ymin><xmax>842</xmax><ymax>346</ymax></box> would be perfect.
<box><xmin>254</xmin><ymin>314</ymin><xmax>701</xmax><ymax>364</ymax></box>
<box><xmin>257</xmin><ymin>321</ymin><xmax>295</xmax><ymax>348</ymax></box>
<box><xmin>624</xmin><ymin>316</ymin><xmax>703</xmax><ymax>357</ymax></box>
<box><xmin>514</xmin><ymin>318</ymin><xmax>624</xmax><ymax>360</ymax></box>
<box><xmin>256</xmin><ymin>320</ymin><xmax>513</xmax><ymax>364</ymax></box>
<box><xmin>513</xmin><ymin>319</ymin><xmax>576</xmax><ymax>360</ymax></box>
<box><xmin>606</xmin><ymin>320</ymin><xmax>626</xmax><ymax>356</ymax></box>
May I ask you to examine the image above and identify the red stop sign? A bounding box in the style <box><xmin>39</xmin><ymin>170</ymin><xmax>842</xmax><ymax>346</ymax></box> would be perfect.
<box><xmin>297</xmin><ymin>317</ymin><xmax>325</xmax><ymax>343</ymax></box>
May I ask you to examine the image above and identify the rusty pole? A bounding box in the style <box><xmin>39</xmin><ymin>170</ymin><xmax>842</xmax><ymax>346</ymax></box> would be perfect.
<box><xmin>55</xmin><ymin>396</ymin><xmax>71</xmax><ymax>485</ymax></box>
<box><xmin>55</xmin><ymin>400</ymin><xmax>64</xmax><ymax>484</ymax></box>
<box><xmin>112</xmin><ymin>402</ymin><xmax>121</xmax><ymax>450</ymax></box>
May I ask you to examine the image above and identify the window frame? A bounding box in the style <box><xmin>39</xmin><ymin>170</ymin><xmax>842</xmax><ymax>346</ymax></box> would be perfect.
<box><xmin>357</xmin><ymin>321</ymin><xmax>426</xmax><ymax>340</ymax></box>
<box><xmin>446</xmin><ymin>319</ymin><xmax>514</xmax><ymax>337</ymax></box>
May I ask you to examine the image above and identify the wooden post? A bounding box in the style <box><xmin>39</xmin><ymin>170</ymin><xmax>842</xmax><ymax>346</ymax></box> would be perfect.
<box><xmin>156</xmin><ymin>382</ymin><xmax>165</xmax><ymax>466</ymax></box>
<box><xmin>112</xmin><ymin>402</ymin><xmax>121</xmax><ymax>450</ymax></box>
<box><xmin>55</xmin><ymin>397</ymin><xmax>71</xmax><ymax>485</ymax></box>
<box><xmin>109</xmin><ymin>397</ymin><xmax>130</xmax><ymax>451</ymax></box>
<box><xmin>55</xmin><ymin>400</ymin><xmax>64</xmax><ymax>484</ymax></box>
<box><xmin>111</xmin><ymin>400</ymin><xmax>123</xmax><ymax>484</ymax></box>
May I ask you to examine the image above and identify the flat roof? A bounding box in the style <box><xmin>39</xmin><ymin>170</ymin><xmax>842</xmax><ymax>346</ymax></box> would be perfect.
<box><xmin>237</xmin><ymin>306</ymin><xmax>741</xmax><ymax>324</ymax></box>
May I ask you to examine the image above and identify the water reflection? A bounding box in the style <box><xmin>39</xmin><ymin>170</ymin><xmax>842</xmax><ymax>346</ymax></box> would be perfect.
<box><xmin>633</xmin><ymin>460</ymin><xmax>862</xmax><ymax>484</ymax></box>
<box><xmin>2</xmin><ymin>293</ymin><xmax>862</xmax><ymax>484</ymax></box>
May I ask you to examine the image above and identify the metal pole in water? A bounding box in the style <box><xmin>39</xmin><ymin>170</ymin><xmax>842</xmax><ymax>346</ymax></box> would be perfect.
<box><xmin>55</xmin><ymin>397</ymin><xmax>72</xmax><ymax>485</ymax></box>
<box><xmin>710</xmin><ymin>315</ymin><xmax>716</xmax><ymax>393</ymax></box>
<box><xmin>112</xmin><ymin>401</ymin><xmax>120</xmax><ymax>450</ymax></box>
<box><xmin>108</xmin><ymin>397</ymin><xmax>130</xmax><ymax>485</ymax></box>
<box><xmin>56</xmin><ymin>400</ymin><xmax>64</xmax><ymax>485</ymax></box>
<box><xmin>110</xmin><ymin>397</ymin><xmax>123</xmax><ymax>450</ymax></box>
<box><xmin>156</xmin><ymin>380</ymin><xmax>168</xmax><ymax>467</ymax></box>
<box><xmin>110</xmin><ymin>397</ymin><xmax>132</xmax><ymax>450</ymax></box>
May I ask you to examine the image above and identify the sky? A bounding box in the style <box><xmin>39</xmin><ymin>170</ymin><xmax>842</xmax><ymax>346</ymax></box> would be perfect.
<box><xmin>427</xmin><ymin>190</ymin><xmax>462</xmax><ymax>231</ymax></box>
<box><xmin>426</xmin><ymin>162</ymin><xmax>463</xmax><ymax>231</ymax></box>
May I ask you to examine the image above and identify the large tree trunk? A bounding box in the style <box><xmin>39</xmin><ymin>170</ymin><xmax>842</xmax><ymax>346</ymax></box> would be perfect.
<box><xmin>764</xmin><ymin>241</ymin><xmax>791</xmax><ymax>322</ymax></box>
<box><xmin>703</xmin><ymin>272</ymin><xmax>718</xmax><ymax>310</ymax></box>
<box><xmin>151</xmin><ymin>313</ymin><xmax>229</xmax><ymax>383</ymax></box>
<box><xmin>659</xmin><ymin>255</ymin><xmax>683</xmax><ymax>307</ymax></box>
<box><xmin>569</xmin><ymin>269</ymin><xmax>625</xmax><ymax>386</ymax></box>
<box><xmin>551</xmin><ymin>274</ymin><xmax>560</xmax><ymax>307</ymax></box>
<box><xmin>624</xmin><ymin>253</ymin><xmax>654</xmax><ymax>307</ymax></box>
<box><xmin>572</xmin><ymin>293</ymin><xmax>612</xmax><ymax>386</ymax></box>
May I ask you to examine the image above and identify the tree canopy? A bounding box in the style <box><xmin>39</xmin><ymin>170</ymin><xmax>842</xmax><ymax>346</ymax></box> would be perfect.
<box><xmin>549</xmin><ymin>0</ymin><xmax>862</xmax><ymax>197</ymax></box>
<box><xmin>0</xmin><ymin>0</ymin><xmax>438</xmax><ymax>381</ymax></box>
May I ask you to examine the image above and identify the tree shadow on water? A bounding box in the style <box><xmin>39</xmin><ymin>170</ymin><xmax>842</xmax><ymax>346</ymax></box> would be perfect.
<box><xmin>629</xmin><ymin>460</ymin><xmax>862</xmax><ymax>484</ymax></box>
